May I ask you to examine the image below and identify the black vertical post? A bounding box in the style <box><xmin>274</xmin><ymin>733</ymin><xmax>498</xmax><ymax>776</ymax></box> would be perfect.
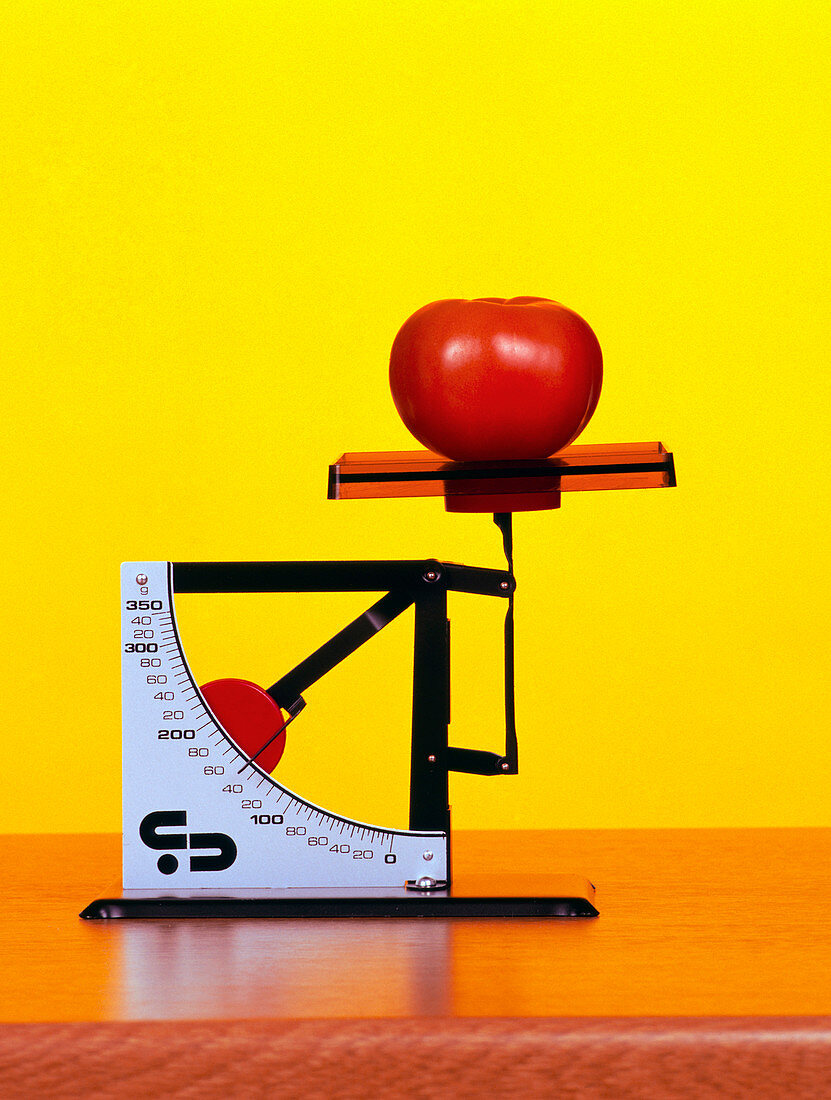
<box><xmin>409</xmin><ymin>580</ymin><xmax>451</xmax><ymax>834</ymax></box>
<box><xmin>493</xmin><ymin>513</ymin><xmax>518</xmax><ymax>773</ymax></box>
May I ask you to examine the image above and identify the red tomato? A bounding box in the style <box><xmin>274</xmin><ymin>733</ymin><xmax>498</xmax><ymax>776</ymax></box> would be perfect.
<box><xmin>389</xmin><ymin>297</ymin><xmax>602</xmax><ymax>460</ymax></box>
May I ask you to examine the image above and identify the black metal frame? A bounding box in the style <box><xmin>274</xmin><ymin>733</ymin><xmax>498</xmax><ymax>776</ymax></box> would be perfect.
<box><xmin>172</xmin><ymin>551</ymin><xmax>515</xmax><ymax>836</ymax></box>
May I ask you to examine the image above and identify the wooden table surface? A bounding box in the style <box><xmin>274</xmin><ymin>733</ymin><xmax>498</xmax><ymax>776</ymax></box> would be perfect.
<box><xmin>2</xmin><ymin>829</ymin><xmax>831</xmax><ymax>1097</ymax></box>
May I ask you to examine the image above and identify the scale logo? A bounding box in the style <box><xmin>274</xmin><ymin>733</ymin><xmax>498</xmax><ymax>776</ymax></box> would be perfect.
<box><xmin>139</xmin><ymin>811</ymin><xmax>238</xmax><ymax>874</ymax></box>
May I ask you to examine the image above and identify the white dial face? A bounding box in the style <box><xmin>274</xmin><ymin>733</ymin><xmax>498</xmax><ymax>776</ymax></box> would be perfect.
<box><xmin>121</xmin><ymin>562</ymin><xmax>448</xmax><ymax>893</ymax></box>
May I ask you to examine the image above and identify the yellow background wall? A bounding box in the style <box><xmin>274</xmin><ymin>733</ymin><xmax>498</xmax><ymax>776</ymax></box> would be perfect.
<box><xmin>2</xmin><ymin>1</ymin><xmax>828</xmax><ymax>833</ymax></box>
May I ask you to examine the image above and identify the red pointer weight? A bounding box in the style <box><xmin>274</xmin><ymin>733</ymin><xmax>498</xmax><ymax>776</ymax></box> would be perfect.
<box><xmin>201</xmin><ymin>678</ymin><xmax>287</xmax><ymax>773</ymax></box>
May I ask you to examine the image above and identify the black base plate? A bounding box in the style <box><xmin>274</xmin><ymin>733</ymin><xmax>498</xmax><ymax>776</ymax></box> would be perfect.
<box><xmin>81</xmin><ymin>893</ymin><xmax>597</xmax><ymax>920</ymax></box>
<box><xmin>80</xmin><ymin>872</ymin><xmax>598</xmax><ymax>920</ymax></box>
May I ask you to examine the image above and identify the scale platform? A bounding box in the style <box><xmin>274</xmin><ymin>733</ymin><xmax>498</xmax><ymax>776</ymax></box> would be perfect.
<box><xmin>83</xmin><ymin>442</ymin><xmax>674</xmax><ymax>920</ymax></box>
<box><xmin>329</xmin><ymin>440</ymin><xmax>675</xmax><ymax>512</ymax></box>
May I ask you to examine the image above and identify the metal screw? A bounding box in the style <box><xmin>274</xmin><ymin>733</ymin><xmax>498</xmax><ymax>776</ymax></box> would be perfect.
<box><xmin>422</xmin><ymin>850</ymin><xmax>434</xmax><ymax>861</ymax></box>
<box><xmin>500</xmin><ymin>580</ymin><xmax>510</xmax><ymax>590</ymax></box>
<box><xmin>415</xmin><ymin>876</ymin><xmax>437</xmax><ymax>889</ymax></box>
<box><xmin>136</xmin><ymin>573</ymin><xmax>148</xmax><ymax>586</ymax></box>
<box><xmin>423</xmin><ymin>570</ymin><xmax>440</xmax><ymax>583</ymax></box>
<box><xmin>427</xmin><ymin>754</ymin><xmax>436</xmax><ymax>763</ymax></box>
<box><xmin>501</xmin><ymin>761</ymin><xmax>510</xmax><ymax>772</ymax></box>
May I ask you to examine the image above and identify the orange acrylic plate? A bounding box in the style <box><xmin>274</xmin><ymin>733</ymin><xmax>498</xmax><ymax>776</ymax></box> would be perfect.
<box><xmin>328</xmin><ymin>442</ymin><xmax>676</xmax><ymax>510</ymax></box>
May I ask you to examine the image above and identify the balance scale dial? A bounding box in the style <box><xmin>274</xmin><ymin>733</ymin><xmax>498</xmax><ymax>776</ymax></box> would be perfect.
<box><xmin>122</xmin><ymin>561</ymin><xmax>448</xmax><ymax>894</ymax></box>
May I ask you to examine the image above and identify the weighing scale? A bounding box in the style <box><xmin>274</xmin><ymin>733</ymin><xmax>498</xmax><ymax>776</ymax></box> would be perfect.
<box><xmin>82</xmin><ymin>441</ymin><xmax>675</xmax><ymax>920</ymax></box>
